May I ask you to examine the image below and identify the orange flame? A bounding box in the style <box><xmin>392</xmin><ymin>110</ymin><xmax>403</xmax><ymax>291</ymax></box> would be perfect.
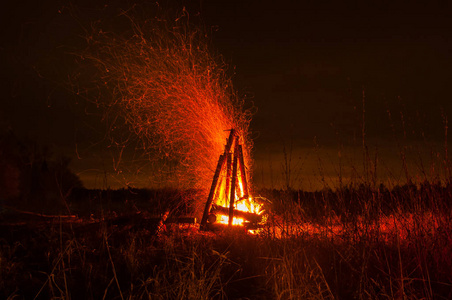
<box><xmin>215</xmin><ymin>196</ymin><xmax>264</xmax><ymax>231</ymax></box>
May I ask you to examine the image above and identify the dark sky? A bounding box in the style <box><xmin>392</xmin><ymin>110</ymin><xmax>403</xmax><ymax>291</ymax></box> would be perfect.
<box><xmin>2</xmin><ymin>1</ymin><xmax>452</xmax><ymax>190</ymax></box>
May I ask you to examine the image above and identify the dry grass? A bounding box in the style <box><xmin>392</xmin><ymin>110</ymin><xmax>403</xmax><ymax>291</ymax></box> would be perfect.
<box><xmin>1</xmin><ymin>184</ymin><xmax>451</xmax><ymax>299</ymax></box>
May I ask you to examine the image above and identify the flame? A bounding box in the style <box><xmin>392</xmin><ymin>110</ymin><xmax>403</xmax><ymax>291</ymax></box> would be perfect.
<box><xmin>218</xmin><ymin>214</ymin><xmax>245</xmax><ymax>226</ymax></box>
<box><xmin>215</xmin><ymin>196</ymin><xmax>264</xmax><ymax>227</ymax></box>
<box><xmin>236</xmin><ymin>197</ymin><xmax>263</xmax><ymax>215</ymax></box>
<box><xmin>237</xmin><ymin>176</ymin><xmax>244</xmax><ymax>198</ymax></box>
<box><xmin>202</xmin><ymin>129</ymin><xmax>265</xmax><ymax>233</ymax></box>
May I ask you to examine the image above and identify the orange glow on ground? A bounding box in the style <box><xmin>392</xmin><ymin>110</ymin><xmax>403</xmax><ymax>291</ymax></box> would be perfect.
<box><xmin>263</xmin><ymin>212</ymin><xmax>444</xmax><ymax>242</ymax></box>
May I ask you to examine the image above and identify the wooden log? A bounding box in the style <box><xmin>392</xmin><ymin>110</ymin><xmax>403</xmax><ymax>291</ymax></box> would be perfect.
<box><xmin>164</xmin><ymin>217</ymin><xmax>196</xmax><ymax>224</ymax></box>
<box><xmin>2</xmin><ymin>205</ymin><xmax>77</xmax><ymax>219</ymax></box>
<box><xmin>228</xmin><ymin>143</ymin><xmax>239</xmax><ymax>227</ymax></box>
<box><xmin>224</xmin><ymin>129</ymin><xmax>236</xmax><ymax>155</ymax></box>
<box><xmin>238</xmin><ymin>144</ymin><xmax>249</xmax><ymax>198</ymax></box>
<box><xmin>200</xmin><ymin>154</ymin><xmax>226</xmax><ymax>229</ymax></box>
<box><xmin>211</xmin><ymin>205</ymin><xmax>262</xmax><ymax>224</ymax></box>
<box><xmin>207</xmin><ymin>221</ymin><xmax>263</xmax><ymax>232</ymax></box>
<box><xmin>225</xmin><ymin>152</ymin><xmax>232</xmax><ymax>207</ymax></box>
<box><xmin>244</xmin><ymin>223</ymin><xmax>265</xmax><ymax>230</ymax></box>
<box><xmin>201</xmin><ymin>128</ymin><xmax>237</xmax><ymax>230</ymax></box>
<box><xmin>205</xmin><ymin>222</ymin><xmax>248</xmax><ymax>233</ymax></box>
<box><xmin>213</xmin><ymin>172</ymin><xmax>225</xmax><ymax>205</ymax></box>
<box><xmin>105</xmin><ymin>215</ymin><xmax>196</xmax><ymax>227</ymax></box>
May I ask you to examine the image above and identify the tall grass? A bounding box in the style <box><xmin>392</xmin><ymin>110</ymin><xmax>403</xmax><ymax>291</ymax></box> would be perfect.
<box><xmin>1</xmin><ymin>189</ymin><xmax>451</xmax><ymax>299</ymax></box>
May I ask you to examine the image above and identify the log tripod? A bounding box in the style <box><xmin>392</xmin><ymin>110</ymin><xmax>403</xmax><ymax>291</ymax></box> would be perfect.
<box><xmin>200</xmin><ymin>129</ymin><xmax>250</xmax><ymax>230</ymax></box>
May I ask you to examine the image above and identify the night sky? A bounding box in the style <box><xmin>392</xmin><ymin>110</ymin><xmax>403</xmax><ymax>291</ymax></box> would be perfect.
<box><xmin>2</xmin><ymin>1</ymin><xmax>452</xmax><ymax>190</ymax></box>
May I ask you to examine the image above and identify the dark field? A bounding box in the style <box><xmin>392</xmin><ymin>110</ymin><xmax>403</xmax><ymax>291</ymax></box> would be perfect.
<box><xmin>1</xmin><ymin>186</ymin><xmax>452</xmax><ymax>299</ymax></box>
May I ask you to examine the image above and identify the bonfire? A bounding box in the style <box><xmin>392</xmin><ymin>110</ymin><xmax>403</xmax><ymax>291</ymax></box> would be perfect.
<box><xmin>200</xmin><ymin>129</ymin><xmax>267</xmax><ymax>232</ymax></box>
<box><xmin>74</xmin><ymin>8</ymin><xmax>268</xmax><ymax>231</ymax></box>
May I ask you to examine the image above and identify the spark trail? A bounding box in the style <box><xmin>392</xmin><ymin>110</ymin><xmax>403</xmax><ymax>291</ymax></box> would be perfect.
<box><xmin>76</xmin><ymin>7</ymin><xmax>253</xmax><ymax>206</ymax></box>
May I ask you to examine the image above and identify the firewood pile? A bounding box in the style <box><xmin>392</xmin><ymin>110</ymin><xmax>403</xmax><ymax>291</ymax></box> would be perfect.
<box><xmin>201</xmin><ymin>129</ymin><xmax>266</xmax><ymax>232</ymax></box>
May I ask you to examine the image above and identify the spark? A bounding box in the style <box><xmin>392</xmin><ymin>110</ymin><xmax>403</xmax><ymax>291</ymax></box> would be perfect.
<box><xmin>77</xmin><ymin>8</ymin><xmax>253</xmax><ymax>213</ymax></box>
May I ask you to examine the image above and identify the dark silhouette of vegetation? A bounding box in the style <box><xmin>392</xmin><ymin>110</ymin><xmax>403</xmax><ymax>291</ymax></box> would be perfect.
<box><xmin>258</xmin><ymin>182</ymin><xmax>452</xmax><ymax>222</ymax></box>
<box><xmin>0</xmin><ymin>130</ymin><xmax>83</xmax><ymax>213</ymax></box>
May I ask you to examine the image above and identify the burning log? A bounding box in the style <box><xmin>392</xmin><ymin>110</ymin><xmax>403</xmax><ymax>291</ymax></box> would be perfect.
<box><xmin>210</xmin><ymin>204</ymin><xmax>262</xmax><ymax>224</ymax></box>
<box><xmin>201</xmin><ymin>129</ymin><xmax>265</xmax><ymax>232</ymax></box>
<box><xmin>200</xmin><ymin>153</ymin><xmax>226</xmax><ymax>229</ymax></box>
<box><xmin>238</xmin><ymin>144</ymin><xmax>249</xmax><ymax>198</ymax></box>
<box><xmin>201</xmin><ymin>129</ymin><xmax>236</xmax><ymax>229</ymax></box>
<box><xmin>228</xmin><ymin>142</ymin><xmax>239</xmax><ymax>227</ymax></box>
<box><xmin>225</xmin><ymin>153</ymin><xmax>232</xmax><ymax>207</ymax></box>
